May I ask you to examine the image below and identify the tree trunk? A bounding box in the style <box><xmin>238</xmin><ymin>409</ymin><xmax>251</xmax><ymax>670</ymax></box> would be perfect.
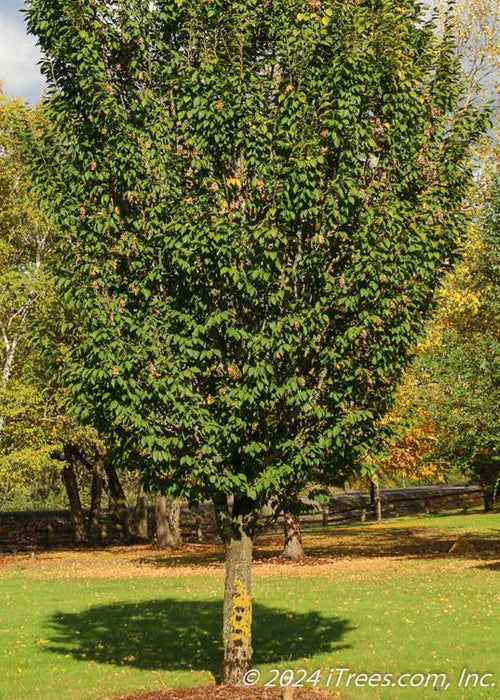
<box><xmin>282</xmin><ymin>512</ymin><xmax>305</xmax><ymax>559</ymax></box>
<box><xmin>0</xmin><ymin>337</ymin><xmax>20</xmax><ymax>432</ymax></box>
<box><xmin>104</xmin><ymin>460</ymin><xmax>132</xmax><ymax>541</ymax></box>
<box><xmin>156</xmin><ymin>496</ymin><xmax>183</xmax><ymax>548</ymax></box>
<box><xmin>132</xmin><ymin>487</ymin><xmax>149</xmax><ymax>540</ymax></box>
<box><xmin>222</xmin><ymin>530</ymin><xmax>253</xmax><ymax>685</ymax></box>
<box><xmin>62</xmin><ymin>451</ymin><xmax>86</xmax><ymax>545</ymax></box>
<box><xmin>483</xmin><ymin>486</ymin><xmax>494</xmax><ymax>513</ymax></box>
<box><xmin>89</xmin><ymin>454</ymin><xmax>105</xmax><ymax>545</ymax></box>
<box><xmin>370</xmin><ymin>480</ymin><xmax>375</xmax><ymax>507</ymax></box>
<box><xmin>371</xmin><ymin>479</ymin><xmax>382</xmax><ymax>521</ymax></box>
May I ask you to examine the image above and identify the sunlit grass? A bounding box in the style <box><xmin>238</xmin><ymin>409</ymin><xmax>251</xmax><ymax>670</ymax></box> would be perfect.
<box><xmin>0</xmin><ymin>510</ymin><xmax>498</xmax><ymax>700</ymax></box>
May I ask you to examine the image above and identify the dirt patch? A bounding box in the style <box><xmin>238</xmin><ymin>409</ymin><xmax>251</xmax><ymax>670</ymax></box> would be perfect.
<box><xmin>106</xmin><ymin>687</ymin><xmax>339</xmax><ymax>700</ymax></box>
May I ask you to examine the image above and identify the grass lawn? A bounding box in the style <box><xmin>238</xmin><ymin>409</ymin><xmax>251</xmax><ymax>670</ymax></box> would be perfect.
<box><xmin>0</xmin><ymin>511</ymin><xmax>498</xmax><ymax>700</ymax></box>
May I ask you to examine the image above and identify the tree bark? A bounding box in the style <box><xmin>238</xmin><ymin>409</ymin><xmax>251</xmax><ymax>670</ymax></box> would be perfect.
<box><xmin>104</xmin><ymin>460</ymin><xmax>132</xmax><ymax>541</ymax></box>
<box><xmin>62</xmin><ymin>450</ymin><xmax>86</xmax><ymax>545</ymax></box>
<box><xmin>371</xmin><ymin>479</ymin><xmax>382</xmax><ymax>521</ymax></box>
<box><xmin>89</xmin><ymin>454</ymin><xmax>105</xmax><ymax>545</ymax></box>
<box><xmin>282</xmin><ymin>512</ymin><xmax>305</xmax><ymax>559</ymax></box>
<box><xmin>155</xmin><ymin>496</ymin><xmax>183</xmax><ymax>548</ymax></box>
<box><xmin>222</xmin><ymin>529</ymin><xmax>253</xmax><ymax>685</ymax></box>
<box><xmin>483</xmin><ymin>486</ymin><xmax>494</xmax><ymax>513</ymax></box>
<box><xmin>132</xmin><ymin>486</ymin><xmax>149</xmax><ymax>540</ymax></box>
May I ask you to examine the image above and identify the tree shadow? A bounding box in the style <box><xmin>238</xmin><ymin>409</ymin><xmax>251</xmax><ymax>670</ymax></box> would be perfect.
<box><xmin>475</xmin><ymin>561</ymin><xmax>500</xmax><ymax>571</ymax></box>
<box><xmin>135</xmin><ymin>521</ymin><xmax>500</xmax><ymax>572</ymax></box>
<box><xmin>139</xmin><ymin>551</ymin><xmax>223</xmax><ymax>568</ymax></box>
<box><xmin>44</xmin><ymin>599</ymin><xmax>352</xmax><ymax>680</ymax></box>
<box><xmin>264</xmin><ymin>526</ymin><xmax>500</xmax><ymax>561</ymax></box>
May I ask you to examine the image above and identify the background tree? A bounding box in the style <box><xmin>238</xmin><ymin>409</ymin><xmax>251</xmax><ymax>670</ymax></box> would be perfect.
<box><xmin>413</xmin><ymin>175</ymin><xmax>500</xmax><ymax>509</ymax></box>
<box><xmin>282</xmin><ymin>510</ymin><xmax>305</xmax><ymax>559</ymax></box>
<box><xmin>360</xmin><ymin>0</ymin><xmax>499</xmax><ymax>500</ymax></box>
<box><xmin>432</xmin><ymin>0</ymin><xmax>500</xmax><ymax>114</ymax></box>
<box><xmin>0</xmin><ymin>90</ymin><xmax>148</xmax><ymax>539</ymax></box>
<box><xmin>155</xmin><ymin>496</ymin><xmax>183</xmax><ymax>549</ymax></box>
<box><xmin>0</xmin><ymin>90</ymin><xmax>61</xmax><ymax>509</ymax></box>
<box><xmin>27</xmin><ymin>0</ymin><xmax>485</xmax><ymax>684</ymax></box>
<box><xmin>35</xmin><ymin>294</ymin><xmax>152</xmax><ymax>543</ymax></box>
<box><xmin>0</xmin><ymin>94</ymin><xmax>48</xmax><ymax>404</ymax></box>
<box><xmin>360</xmin><ymin>372</ymin><xmax>445</xmax><ymax>492</ymax></box>
<box><xmin>375</xmin><ymin>172</ymin><xmax>500</xmax><ymax>510</ymax></box>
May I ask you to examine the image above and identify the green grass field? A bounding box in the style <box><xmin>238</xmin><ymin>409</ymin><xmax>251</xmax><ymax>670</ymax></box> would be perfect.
<box><xmin>0</xmin><ymin>511</ymin><xmax>498</xmax><ymax>700</ymax></box>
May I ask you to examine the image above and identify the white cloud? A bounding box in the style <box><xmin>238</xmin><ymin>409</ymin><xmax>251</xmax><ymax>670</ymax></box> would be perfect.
<box><xmin>0</xmin><ymin>14</ymin><xmax>45</xmax><ymax>102</ymax></box>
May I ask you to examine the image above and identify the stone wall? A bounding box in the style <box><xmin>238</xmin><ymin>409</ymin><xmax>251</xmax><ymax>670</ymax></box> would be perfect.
<box><xmin>284</xmin><ymin>484</ymin><xmax>485</xmax><ymax>531</ymax></box>
<box><xmin>0</xmin><ymin>484</ymin><xmax>484</xmax><ymax>552</ymax></box>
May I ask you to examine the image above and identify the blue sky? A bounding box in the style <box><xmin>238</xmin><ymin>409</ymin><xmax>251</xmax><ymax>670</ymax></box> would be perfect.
<box><xmin>0</xmin><ymin>0</ymin><xmax>45</xmax><ymax>103</ymax></box>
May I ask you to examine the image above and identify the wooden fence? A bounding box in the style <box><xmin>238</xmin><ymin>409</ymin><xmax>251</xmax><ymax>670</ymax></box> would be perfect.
<box><xmin>0</xmin><ymin>484</ymin><xmax>484</xmax><ymax>552</ymax></box>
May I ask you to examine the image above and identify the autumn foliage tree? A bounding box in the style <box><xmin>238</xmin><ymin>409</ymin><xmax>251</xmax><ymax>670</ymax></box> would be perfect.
<box><xmin>414</xmin><ymin>175</ymin><xmax>500</xmax><ymax>508</ymax></box>
<box><xmin>362</xmin><ymin>0</ymin><xmax>500</xmax><ymax>500</ymax></box>
<box><xmin>27</xmin><ymin>0</ymin><xmax>485</xmax><ymax>684</ymax></box>
<box><xmin>361</xmin><ymin>372</ymin><xmax>445</xmax><ymax>490</ymax></box>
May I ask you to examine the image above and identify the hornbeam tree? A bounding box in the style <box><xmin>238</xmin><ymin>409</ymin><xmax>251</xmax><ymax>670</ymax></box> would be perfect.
<box><xmin>27</xmin><ymin>0</ymin><xmax>485</xmax><ymax>684</ymax></box>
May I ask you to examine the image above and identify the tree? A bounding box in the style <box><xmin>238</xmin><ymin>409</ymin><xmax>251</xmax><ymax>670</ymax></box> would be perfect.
<box><xmin>0</xmin><ymin>91</ymin><xmax>148</xmax><ymax>537</ymax></box>
<box><xmin>27</xmin><ymin>0</ymin><xmax>485</xmax><ymax>684</ymax></box>
<box><xmin>282</xmin><ymin>511</ymin><xmax>305</xmax><ymax>559</ymax></box>
<box><xmin>280</xmin><ymin>489</ymin><xmax>307</xmax><ymax>559</ymax></box>
<box><xmin>0</xmin><ymin>92</ymin><xmax>50</xmax><ymax>428</ymax></box>
<box><xmin>155</xmin><ymin>496</ymin><xmax>183</xmax><ymax>549</ymax></box>
<box><xmin>360</xmin><ymin>370</ymin><xmax>446</xmax><ymax>492</ymax></box>
<box><xmin>414</xmin><ymin>175</ymin><xmax>500</xmax><ymax>508</ymax></box>
<box><xmin>370</xmin><ymin>476</ymin><xmax>382</xmax><ymax>521</ymax></box>
<box><xmin>432</xmin><ymin>0</ymin><xmax>500</xmax><ymax>113</ymax></box>
<box><xmin>362</xmin><ymin>0</ymin><xmax>499</xmax><ymax>509</ymax></box>
<box><xmin>0</xmin><ymin>90</ymin><xmax>63</xmax><ymax>509</ymax></box>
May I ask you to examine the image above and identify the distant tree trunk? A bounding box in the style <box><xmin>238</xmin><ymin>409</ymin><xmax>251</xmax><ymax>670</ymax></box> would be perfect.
<box><xmin>62</xmin><ymin>448</ymin><xmax>86</xmax><ymax>545</ymax></box>
<box><xmin>132</xmin><ymin>486</ymin><xmax>149</xmax><ymax>540</ymax></box>
<box><xmin>483</xmin><ymin>486</ymin><xmax>494</xmax><ymax>513</ymax></box>
<box><xmin>156</xmin><ymin>496</ymin><xmax>182</xmax><ymax>548</ymax></box>
<box><xmin>104</xmin><ymin>460</ymin><xmax>132</xmax><ymax>541</ymax></box>
<box><xmin>222</xmin><ymin>522</ymin><xmax>253</xmax><ymax>685</ymax></box>
<box><xmin>371</xmin><ymin>478</ymin><xmax>382</xmax><ymax>521</ymax></box>
<box><xmin>282</xmin><ymin>512</ymin><xmax>305</xmax><ymax>559</ymax></box>
<box><xmin>89</xmin><ymin>454</ymin><xmax>105</xmax><ymax>545</ymax></box>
